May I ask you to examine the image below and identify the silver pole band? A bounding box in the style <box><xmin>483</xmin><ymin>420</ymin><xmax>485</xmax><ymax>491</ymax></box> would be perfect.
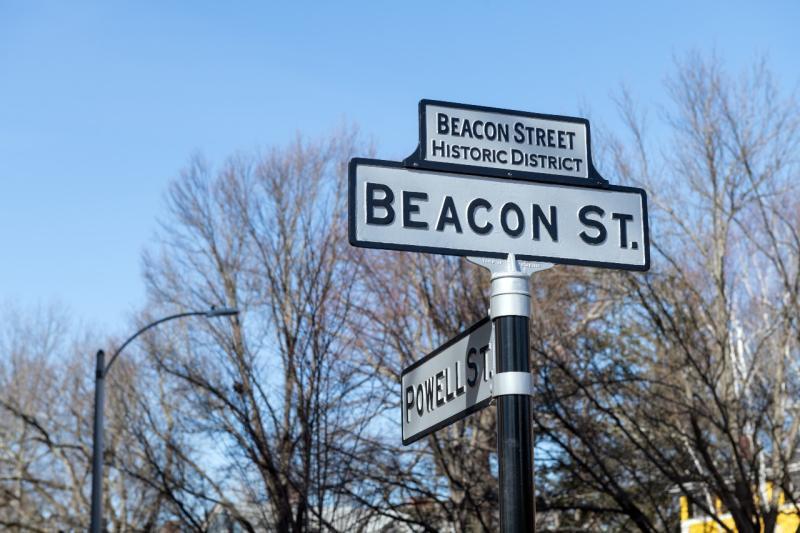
<box><xmin>492</xmin><ymin>371</ymin><xmax>534</xmax><ymax>397</ymax></box>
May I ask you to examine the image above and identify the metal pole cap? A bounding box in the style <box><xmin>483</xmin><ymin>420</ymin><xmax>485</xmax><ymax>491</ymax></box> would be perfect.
<box><xmin>490</xmin><ymin>254</ymin><xmax>531</xmax><ymax>319</ymax></box>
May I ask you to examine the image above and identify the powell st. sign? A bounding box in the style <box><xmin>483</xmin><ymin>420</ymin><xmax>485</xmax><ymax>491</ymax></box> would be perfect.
<box><xmin>401</xmin><ymin>318</ymin><xmax>493</xmax><ymax>445</ymax></box>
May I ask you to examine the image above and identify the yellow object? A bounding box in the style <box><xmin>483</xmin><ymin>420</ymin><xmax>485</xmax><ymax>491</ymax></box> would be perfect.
<box><xmin>679</xmin><ymin>490</ymin><xmax>800</xmax><ymax>533</ymax></box>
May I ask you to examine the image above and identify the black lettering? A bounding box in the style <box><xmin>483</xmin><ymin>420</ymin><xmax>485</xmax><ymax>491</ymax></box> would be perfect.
<box><xmin>579</xmin><ymin>205</ymin><xmax>607</xmax><ymax>245</ymax></box>
<box><xmin>547</xmin><ymin>129</ymin><xmax>555</xmax><ymax>147</ymax></box>
<box><xmin>537</xmin><ymin>154</ymin><xmax>547</xmax><ymax>167</ymax></box>
<box><xmin>566</xmin><ymin>131</ymin><xmax>576</xmax><ymax>149</ymax></box>
<box><xmin>456</xmin><ymin>360</ymin><xmax>466</xmax><ymax>395</ymax></box>
<box><xmin>406</xmin><ymin>386</ymin><xmax>415</xmax><ymax>423</ymax></box>
<box><xmin>451</xmin><ymin>117</ymin><xmax>461</xmax><ymax>136</ymax></box>
<box><xmin>532</xmin><ymin>205</ymin><xmax>558</xmax><ymax>241</ymax></box>
<box><xmin>558</xmin><ymin>130</ymin><xmax>566</xmax><ymax>149</ymax></box>
<box><xmin>500</xmin><ymin>202</ymin><xmax>524</xmax><ymax>237</ymax></box>
<box><xmin>436</xmin><ymin>196</ymin><xmax>463</xmax><ymax>233</ymax></box>
<box><xmin>437</xmin><ymin>112</ymin><xmax>449</xmax><ymax>135</ymax></box>
<box><xmin>513</xmin><ymin>122</ymin><xmax>525</xmax><ymax>143</ymax></box>
<box><xmin>511</xmin><ymin>149</ymin><xmax>523</xmax><ymax>165</ymax></box>
<box><xmin>474</xmin><ymin>120</ymin><xmax>484</xmax><ymax>139</ymax></box>
<box><xmin>497</xmin><ymin>122</ymin><xmax>509</xmax><ymax>142</ymax></box>
<box><xmin>446</xmin><ymin>367</ymin><xmax>455</xmax><ymax>401</ymax></box>
<box><xmin>431</xmin><ymin>139</ymin><xmax>446</xmax><ymax>157</ymax></box>
<box><xmin>402</xmin><ymin>191</ymin><xmax>428</xmax><ymax>229</ymax></box>
<box><xmin>612</xmin><ymin>212</ymin><xmax>634</xmax><ymax>248</ymax></box>
<box><xmin>483</xmin><ymin>121</ymin><xmax>493</xmax><ymax>140</ymax></box>
<box><xmin>467</xmin><ymin>198</ymin><xmax>493</xmax><ymax>234</ymax></box>
<box><xmin>481</xmin><ymin>345</ymin><xmax>492</xmax><ymax>381</ymax></box>
<box><xmin>497</xmin><ymin>150</ymin><xmax>508</xmax><ymax>164</ymax></box>
<box><xmin>435</xmin><ymin>371</ymin><xmax>445</xmax><ymax>407</ymax></box>
<box><xmin>536</xmin><ymin>128</ymin><xmax>546</xmax><ymax>146</ymax></box>
<box><xmin>415</xmin><ymin>384</ymin><xmax>424</xmax><ymax>416</ymax></box>
<box><xmin>425</xmin><ymin>378</ymin><xmax>434</xmax><ymax>412</ymax></box>
<box><xmin>461</xmin><ymin>118</ymin><xmax>473</xmax><ymax>138</ymax></box>
<box><xmin>525</xmin><ymin>126</ymin><xmax>536</xmax><ymax>144</ymax></box>
<box><xmin>366</xmin><ymin>183</ymin><xmax>394</xmax><ymax>225</ymax></box>
<box><xmin>467</xmin><ymin>348</ymin><xmax>478</xmax><ymax>386</ymax></box>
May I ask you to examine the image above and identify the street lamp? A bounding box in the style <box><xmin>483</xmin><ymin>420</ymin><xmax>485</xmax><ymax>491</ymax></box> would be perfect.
<box><xmin>89</xmin><ymin>306</ymin><xmax>239</xmax><ymax>533</ymax></box>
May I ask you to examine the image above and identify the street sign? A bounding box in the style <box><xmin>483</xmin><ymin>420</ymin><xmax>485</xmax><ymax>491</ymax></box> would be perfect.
<box><xmin>349</xmin><ymin>158</ymin><xmax>650</xmax><ymax>271</ymax></box>
<box><xmin>404</xmin><ymin>100</ymin><xmax>607</xmax><ymax>185</ymax></box>
<box><xmin>402</xmin><ymin>317</ymin><xmax>493</xmax><ymax>445</ymax></box>
<box><xmin>351</xmin><ymin>99</ymin><xmax>651</xmax><ymax>531</ymax></box>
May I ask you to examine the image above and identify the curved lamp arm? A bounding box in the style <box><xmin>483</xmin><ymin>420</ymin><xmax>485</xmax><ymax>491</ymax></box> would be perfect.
<box><xmin>104</xmin><ymin>307</ymin><xmax>238</xmax><ymax>374</ymax></box>
<box><xmin>90</xmin><ymin>305</ymin><xmax>237</xmax><ymax>533</ymax></box>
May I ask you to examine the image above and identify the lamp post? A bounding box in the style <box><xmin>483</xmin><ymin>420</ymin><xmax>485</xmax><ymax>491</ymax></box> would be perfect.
<box><xmin>89</xmin><ymin>306</ymin><xmax>238</xmax><ymax>533</ymax></box>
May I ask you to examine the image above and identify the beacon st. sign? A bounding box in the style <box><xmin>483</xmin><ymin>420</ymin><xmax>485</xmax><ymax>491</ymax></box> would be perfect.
<box><xmin>349</xmin><ymin>159</ymin><xmax>649</xmax><ymax>271</ymax></box>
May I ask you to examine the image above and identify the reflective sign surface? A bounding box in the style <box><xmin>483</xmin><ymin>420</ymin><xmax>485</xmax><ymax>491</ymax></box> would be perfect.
<box><xmin>401</xmin><ymin>318</ymin><xmax>493</xmax><ymax>445</ymax></box>
<box><xmin>349</xmin><ymin>159</ymin><xmax>650</xmax><ymax>271</ymax></box>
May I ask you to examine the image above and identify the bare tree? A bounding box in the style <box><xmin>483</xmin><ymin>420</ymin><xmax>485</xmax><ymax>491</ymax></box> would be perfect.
<box><xmin>140</xmin><ymin>128</ymin><xmax>388</xmax><ymax>532</ymax></box>
<box><xmin>0</xmin><ymin>304</ymin><xmax>195</xmax><ymax>531</ymax></box>
<box><xmin>346</xmin><ymin>251</ymin><xmax>498</xmax><ymax>531</ymax></box>
<box><xmin>0</xmin><ymin>303</ymin><xmax>87</xmax><ymax>531</ymax></box>
<box><xmin>528</xmin><ymin>54</ymin><xmax>800</xmax><ymax>532</ymax></box>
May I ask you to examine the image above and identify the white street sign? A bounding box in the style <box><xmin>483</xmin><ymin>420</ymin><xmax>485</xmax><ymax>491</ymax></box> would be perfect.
<box><xmin>404</xmin><ymin>100</ymin><xmax>605</xmax><ymax>185</ymax></box>
<box><xmin>402</xmin><ymin>318</ymin><xmax>494</xmax><ymax>445</ymax></box>
<box><xmin>349</xmin><ymin>158</ymin><xmax>650</xmax><ymax>271</ymax></box>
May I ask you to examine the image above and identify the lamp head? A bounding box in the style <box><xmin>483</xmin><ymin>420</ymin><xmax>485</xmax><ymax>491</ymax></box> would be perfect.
<box><xmin>205</xmin><ymin>306</ymin><xmax>239</xmax><ymax>318</ymax></box>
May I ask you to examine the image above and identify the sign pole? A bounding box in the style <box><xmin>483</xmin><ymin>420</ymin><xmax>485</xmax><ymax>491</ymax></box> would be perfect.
<box><xmin>491</xmin><ymin>255</ymin><xmax>535</xmax><ymax>532</ymax></box>
<box><xmin>90</xmin><ymin>349</ymin><xmax>106</xmax><ymax>533</ymax></box>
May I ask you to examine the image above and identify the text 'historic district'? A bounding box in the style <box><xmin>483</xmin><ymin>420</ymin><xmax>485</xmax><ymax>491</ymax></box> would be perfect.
<box><xmin>419</xmin><ymin>101</ymin><xmax>590</xmax><ymax>180</ymax></box>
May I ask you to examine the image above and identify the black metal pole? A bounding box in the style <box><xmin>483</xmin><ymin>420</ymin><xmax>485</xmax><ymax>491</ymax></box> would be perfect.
<box><xmin>494</xmin><ymin>315</ymin><xmax>534</xmax><ymax>532</ymax></box>
<box><xmin>488</xmin><ymin>255</ymin><xmax>535</xmax><ymax>533</ymax></box>
<box><xmin>86</xmin><ymin>308</ymin><xmax>238</xmax><ymax>532</ymax></box>
<box><xmin>90</xmin><ymin>349</ymin><xmax>106</xmax><ymax>533</ymax></box>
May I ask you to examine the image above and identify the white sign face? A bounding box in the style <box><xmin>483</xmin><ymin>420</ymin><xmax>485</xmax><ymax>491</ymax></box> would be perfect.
<box><xmin>402</xmin><ymin>318</ymin><xmax>494</xmax><ymax>445</ymax></box>
<box><xmin>349</xmin><ymin>159</ymin><xmax>650</xmax><ymax>271</ymax></box>
<box><xmin>406</xmin><ymin>100</ymin><xmax>597</xmax><ymax>184</ymax></box>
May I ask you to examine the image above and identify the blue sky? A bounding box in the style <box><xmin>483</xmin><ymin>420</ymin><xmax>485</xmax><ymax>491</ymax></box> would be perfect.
<box><xmin>0</xmin><ymin>1</ymin><xmax>797</xmax><ymax>335</ymax></box>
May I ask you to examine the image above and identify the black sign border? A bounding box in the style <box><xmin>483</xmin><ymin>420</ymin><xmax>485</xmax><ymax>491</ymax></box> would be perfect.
<box><xmin>403</xmin><ymin>99</ymin><xmax>608</xmax><ymax>187</ymax></box>
<box><xmin>348</xmin><ymin>158</ymin><xmax>651</xmax><ymax>272</ymax></box>
<box><xmin>401</xmin><ymin>317</ymin><xmax>493</xmax><ymax>446</ymax></box>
